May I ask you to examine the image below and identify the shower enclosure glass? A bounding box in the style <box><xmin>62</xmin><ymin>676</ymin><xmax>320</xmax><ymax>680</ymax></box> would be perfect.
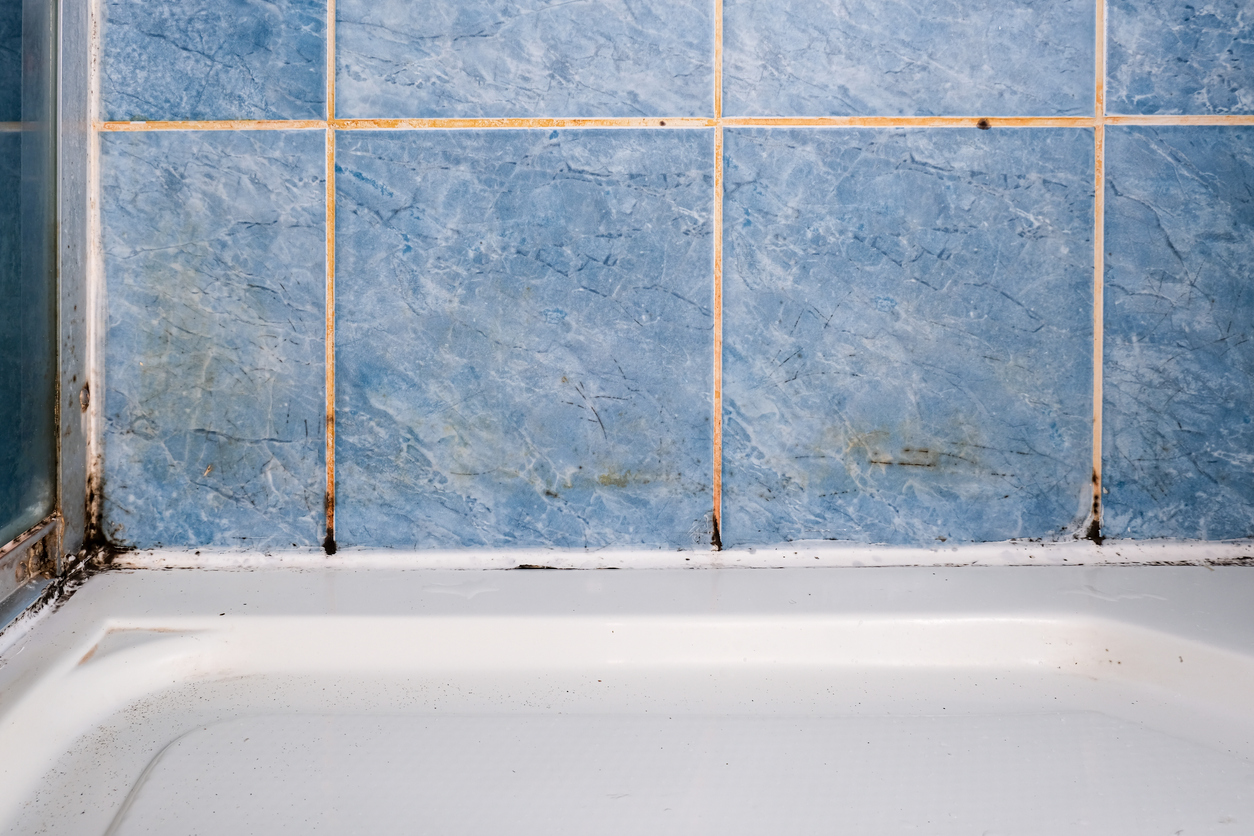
<box><xmin>0</xmin><ymin>0</ymin><xmax>56</xmax><ymax>547</ymax></box>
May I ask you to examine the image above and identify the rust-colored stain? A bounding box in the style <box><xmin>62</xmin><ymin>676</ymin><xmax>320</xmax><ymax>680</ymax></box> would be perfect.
<box><xmin>77</xmin><ymin>626</ymin><xmax>191</xmax><ymax>666</ymax></box>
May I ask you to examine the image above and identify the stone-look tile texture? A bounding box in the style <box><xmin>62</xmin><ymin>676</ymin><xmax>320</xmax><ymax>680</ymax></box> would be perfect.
<box><xmin>723</xmin><ymin>128</ymin><xmax>1094</xmax><ymax>546</ymax></box>
<box><xmin>336</xmin><ymin>0</ymin><xmax>712</xmax><ymax>118</ymax></box>
<box><xmin>723</xmin><ymin>0</ymin><xmax>1094</xmax><ymax>117</ymax></box>
<box><xmin>335</xmin><ymin>129</ymin><xmax>713</xmax><ymax>548</ymax></box>
<box><xmin>101</xmin><ymin>0</ymin><xmax>326</xmax><ymax>121</ymax></box>
<box><xmin>1108</xmin><ymin>0</ymin><xmax>1254</xmax><ymax>115</ymax></box>
<box><xmin>1103</xmin><ymin>127</ymin><xmax>1254</xmax><ymax>540</ymax></box>
<box><xmin>101</xmin><ymin>131</ymin><xmax>326</xmax><ymax>548</ymax></box>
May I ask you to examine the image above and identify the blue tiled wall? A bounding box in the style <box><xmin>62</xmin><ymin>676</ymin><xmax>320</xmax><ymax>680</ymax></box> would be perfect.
<box><xmin>97</xmin><ymin>0</ymin><xmax>1254</xmax><ymax>550</ymax></box>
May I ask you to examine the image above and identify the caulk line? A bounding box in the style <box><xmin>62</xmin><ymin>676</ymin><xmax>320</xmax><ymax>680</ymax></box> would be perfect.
<box><xmin>324</xmin><ymin>0</ymin><xmax>338</xmax><ymax>553</ymax></box>
<box><xmin>1091</xmin><ymin>0</ymin><xmax>1107</xmax><ymax>538</ymax></box>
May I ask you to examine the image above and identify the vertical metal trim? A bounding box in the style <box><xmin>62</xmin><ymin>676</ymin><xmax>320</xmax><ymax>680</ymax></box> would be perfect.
<box><xmin>57</xmin><ymin>0</ymin><xmax>91</xmax><ymax>563</ymax></box>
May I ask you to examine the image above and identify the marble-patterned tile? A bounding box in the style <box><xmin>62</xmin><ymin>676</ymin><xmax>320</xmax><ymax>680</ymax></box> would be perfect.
<box><xmin>723</xmin><ymin>0</ymin><xmax>1094</xmax><ymax>117</ymax></box>
<box><xmin>336</xmin><ymin>0</ymin><xmax>712</xmax><ymax>118</ymax></box>
<box><xmin>101</xmin><ymin>0</ymin><xmax>326</xmax><ymax>121</ymax></box>
<box><xmin>1107</xmin><ymin>0</ymin><xmax>1254</xmax><ymax>115</ymax></box>
<box><xmin>1103</xmin><ymin>127</ymin><xmax>1254</xmax><ymax>540</ymax></box>
<box><xmin>101</xmin><ymin>130</ymin><xmax>326</xmax><ymax>548</ymax></box>
<box><xmin>335</xmin><ymin>129</ymin><xmax>713</xmax><ymax>548</ymax></box>
<box><xmin>723</xmin><ymin>128</ymin><xmax>1094</xmax><ymax>546</ymax></box>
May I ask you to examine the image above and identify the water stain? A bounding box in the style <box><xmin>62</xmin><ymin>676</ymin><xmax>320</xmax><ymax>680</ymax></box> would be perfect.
<box><xmin>597</xmin><ymin>469</ymin><xmax>651</xmax><ymax>488</ymax></box>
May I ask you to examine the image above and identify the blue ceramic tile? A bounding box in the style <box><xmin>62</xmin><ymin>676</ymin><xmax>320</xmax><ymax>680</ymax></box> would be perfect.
<box><xmin>101</xmin><ymin>130</ymin><xmax>326</xmax><ymax>548</ymax></box>
<box><xmin>1108</xmin><ymin>0</ymin><xmax>1254</xmax><ymax>115</ymax></box>
<box><xmin>336</xmin><ymin>0</ymin><xmax>712</xmax><ymax>118</ymax></box>
<box><xmin>335</xmin><ymin>129</ymin><xmax>713</xmax><ymax>548</ymax></box>
<box><xmin>723</xmin><ymin>128</ymin><xmax>1094</xmax><ymax>546</ymax></box>
<box><xmin>723</xmin><ymin>0</ymin><xmax>1094</xmax><ymax>117</ymax></box>
<box><xmin>1103</xmin><ymin>127</ymin><xmax>1254</xmax><ymax>540</ymax></box>
<box><xmin>101</xmin><ymin>0</ymin><xmax>326</xmax><ymax>121</ymax></box>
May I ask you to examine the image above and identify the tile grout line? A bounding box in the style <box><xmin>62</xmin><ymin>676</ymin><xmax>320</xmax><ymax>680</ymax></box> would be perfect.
<box><xmin>712</xmin><ymin>128</ymin><xmax>724</xmax><ymax>551</ymax></box>
<box><xmin>93</xmin><ymin>115</ymin><xmax>1254</xmax><ymax>133</ymax></box>
<box><xmin>711</xmin><ymin>0</ymin><xmax>724</xmax><ymax>549</ymax></box>
<box><xmin>713</xmin><ymin>0</ymin><xmax>723</xmax><ymax>122</ymax></box>
<box><xmin>324</xmin><ymin>0</ymin><xmax>338</xmax><ymax>553</ymax></box>
<box><xmin>1091</xmin><ymin>0</ymin><xmax>1106</xmax><ymax>540</ymax></box>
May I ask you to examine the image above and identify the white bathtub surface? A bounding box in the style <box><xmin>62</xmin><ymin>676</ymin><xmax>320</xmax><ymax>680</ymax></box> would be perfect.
<box><xmin>1</xmin><ymin>565</ymin><xmax>1253</xmax><ymax>834</ymax></box>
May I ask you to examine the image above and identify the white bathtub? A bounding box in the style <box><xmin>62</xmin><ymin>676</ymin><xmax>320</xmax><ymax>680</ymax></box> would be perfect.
<box><xmin>1</xmin><ymin>564</ymin><xmax>1252</xmax><ymax>834</ymax></box>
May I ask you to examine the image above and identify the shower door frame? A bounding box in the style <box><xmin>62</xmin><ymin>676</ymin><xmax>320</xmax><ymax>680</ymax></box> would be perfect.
<box><xmin>0</xmin><ymin>0</ymin><xmax>88</xmax><ymax>608</ymax></box>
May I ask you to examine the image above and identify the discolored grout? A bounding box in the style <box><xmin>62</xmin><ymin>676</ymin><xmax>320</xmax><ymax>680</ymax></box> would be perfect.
<box><xmin>333</xmin><ymin>117</ymin><xmax>715</xmax><ymax>129</ymax></box>
<box><xmin>1103</xmin><ymin>114</ymin><xmax>1254</xmax><ymax>125</ymax></box>
<box><xmin>96</xmin><ymin>119</ymin><xmax>328</xmax><ymax>131</ymax></box>
<box><xmin>723</xmin><ymin>116</ymin><xmax>1096</xmax><ymax>128</ymax></box>
<box><xmin>711</xmin><ymin>125</ymin><xmax>724</xmax><ymax>550</ymax></box>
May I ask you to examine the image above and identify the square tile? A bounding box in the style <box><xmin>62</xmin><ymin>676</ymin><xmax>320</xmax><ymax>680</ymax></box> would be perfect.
<box><xmin>1107</xmin><ymin>0</ymin><xmax>1254</xmax><ymax>115</ymax></box>
<box><xmin>101</xmin><ymin>130</ymin><xmax>326</xmax><ymax>548</ymax></box>
<box><xmin>101</xmin><ymin>0</ymin><xmax>327</xmax><ymax>121</ymax></box>
<box><xmin>723</xmin><ymin>0</ymin><xmax>1094</xmax><ymax>117</ymax></box>
<box><xmin>723</xmin><ymin>127</ymin><xmax>1094</xmax><ymax>546</ymax></box>
<box><xmin>334</xmin><ymin>129</ymin><xmax>714</xmax><ymax>548</ymax></box>
<box><xmin>1103</xmin><ymin>127</ymin><xmax>1254</xmax><ymax>539</ymax></box>
<box><xmin>336</xmin><ymin>0</ymin><xmax>712</xmax><ymax>118</ymax></box>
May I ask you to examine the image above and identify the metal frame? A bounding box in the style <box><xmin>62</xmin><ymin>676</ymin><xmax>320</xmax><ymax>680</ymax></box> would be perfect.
<box><xmin>57</xmin><ymin>0</ymin><xmax>89</xmax><ymax>565</ymax></box>
<box><xmin>0</xmin><ymin>0</ymin><xmax>89</xmax><ymax>624</ymax></box>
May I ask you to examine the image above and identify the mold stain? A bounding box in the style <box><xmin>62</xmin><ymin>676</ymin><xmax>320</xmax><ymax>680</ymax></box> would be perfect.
<box><xmin>1086</xmin><ymin>468</ymin><xmax>1104</xmax><ymax>545</ymax></box>
<box><xmin>597</xmin><ymin>470</ymin><xmax>651</xmax><ymax>488</ymax></box>
<box><xmin>323</xmin><ymin>490</ymin><xmax>337</xmax><ymax>555</ymax></box>
<box><xmin>830</xmin><ymin>426</ymin><xmax>987</xmax><ymax>478</ymax></box>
